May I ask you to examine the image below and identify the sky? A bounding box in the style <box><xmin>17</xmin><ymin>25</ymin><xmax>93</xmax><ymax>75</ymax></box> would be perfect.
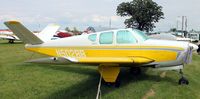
<box><xmin>0</xmin><ymin>0</ymin><xmax>200</xmax><ymax>32</ymax></box>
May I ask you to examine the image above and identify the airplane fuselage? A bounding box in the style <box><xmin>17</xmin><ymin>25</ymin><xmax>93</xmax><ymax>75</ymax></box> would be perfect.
<box><xmin>25</xmin><ymin>29</ymin><xmax>192</xmax><ymax>68</ymax></box>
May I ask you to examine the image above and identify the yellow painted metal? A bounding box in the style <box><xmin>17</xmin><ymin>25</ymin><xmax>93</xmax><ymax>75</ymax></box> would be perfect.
<box><xmin>77</xmin><ymin>57</ymin><xmax>154</xmax><ymax>64</ymax></box>
<box><xmin>26</xmin><ymin>48</ymin><xmax>57</xmax><ymax>57</ymax></box>
<box><xmin>79</xmin><ymin>57</ymin><xmax>133</xmax><ymax>63</ymax></box>
<box><xmin>26</xmin><ymin>46</ymin><xmax>177</xmax><ymax>63</ymax></box>
<box><xmin>132</xmin><ymin>57</ymin><xmax>154</xmax><ymax>64</ymax></box>
<box><xmin>7</xmin><ymin>21</ymin><xmax>19</xmax><ymax>24</ymax></box>
<box><xmin>85</xmin><ymin>50</ymin><xmax>177</xmax><ymax>62</ymax></box>
<box><xmin>98</xmin><ymin>64</ymin><xmax>120</xmax><ymax>82</ymax></box>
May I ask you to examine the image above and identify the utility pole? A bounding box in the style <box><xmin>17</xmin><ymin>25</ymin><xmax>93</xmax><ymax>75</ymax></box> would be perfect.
<box><xmin>176</xmin><ymin>20</ymin><xmax>178</xmax><ymax>30</ymax></box>
<box><xmin>109</xmin><ymin>18</ymin><xmax>111</xmax><ymax>28</ymax></box>
<box><xmin>177</xmin><ymin>16</ymin><xmax>181</xmax><ymax>30</ymax></box>
<box><xmin>185</xmin><ymin>16</ymin><xmax>187</xmax><ymax>31</ymax></box>
<box><xmin>182</xmin><ymin>16</ymin><xmax>184</xmax><ymax>31</ymax></box>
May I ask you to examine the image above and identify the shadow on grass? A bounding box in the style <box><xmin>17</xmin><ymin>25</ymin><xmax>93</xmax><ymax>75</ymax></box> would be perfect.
<box><xmin>24</xmin><ymin>64</ymin><xmax>177</xmax><ymax>99</ymax></box>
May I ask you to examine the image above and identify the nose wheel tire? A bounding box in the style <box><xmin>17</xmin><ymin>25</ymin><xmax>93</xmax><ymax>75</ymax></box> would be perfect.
<box><xmin>178</xmin><ymin>77</ymin><xmax>189</xmax><ymax>85</ymax></box>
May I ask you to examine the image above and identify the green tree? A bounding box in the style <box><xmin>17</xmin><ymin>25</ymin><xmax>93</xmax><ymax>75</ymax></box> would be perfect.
<box><xmin>170</xmin><ymin>28</ymin><xmax>177</xmax><ymax>32</ymax></box>
<box><xmin>117</xmin><ymin>0</ymin><xmax>164</xmax><ymax>32</ymax></box>
<box><xmin>72</xmin><ymin>27</ymin><xmax>79</xmax><ymax>33</ymax></box>
<box><xmin>65</xmin><ymin>27</ymin><xmax>71</xmax><ymax>32</ymax></box>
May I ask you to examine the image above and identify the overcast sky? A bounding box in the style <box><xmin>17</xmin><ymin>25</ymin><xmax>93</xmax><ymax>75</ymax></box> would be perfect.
<box><xmin>0</xmin><ymin>0</ymin><xmax>200</xmax><ymax>32</ymax></box>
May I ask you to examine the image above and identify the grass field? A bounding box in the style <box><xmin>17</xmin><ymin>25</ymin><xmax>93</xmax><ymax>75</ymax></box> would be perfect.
<box><xmin>0</xmin><ymin>40</ymin><xmax>200</xmax><ymax>99</ymax></box>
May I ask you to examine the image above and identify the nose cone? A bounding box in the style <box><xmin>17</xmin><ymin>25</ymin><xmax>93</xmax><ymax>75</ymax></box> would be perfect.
<box><xmin>189</xmin><ymin>43</ymin><xmax>198</xmax><ymax>51</ymax></box>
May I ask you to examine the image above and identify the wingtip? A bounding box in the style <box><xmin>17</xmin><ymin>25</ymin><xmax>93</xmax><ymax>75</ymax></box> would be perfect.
<box><xmin>4</xmin><ymin>21</ymin><xmax>20</xmax><ymax>24</ymax></box>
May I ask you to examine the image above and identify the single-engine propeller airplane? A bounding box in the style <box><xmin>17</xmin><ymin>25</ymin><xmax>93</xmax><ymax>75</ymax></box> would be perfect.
<box><xmin>4</xmin><ymin>21</ymin><xmax>198</xmax><ymax>87</ymax></box>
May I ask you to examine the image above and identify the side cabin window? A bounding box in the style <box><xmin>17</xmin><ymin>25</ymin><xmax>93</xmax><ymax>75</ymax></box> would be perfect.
<box><xmin>88</xmin><ymin>34</ymin><xmax>97</xmax><ymax>42</ymax></box>
<box><xmin>116</xmin><ymin>30</ymin><xmax>137</xmax><ymax>44</ymax></box>
<box><xmin>99</xmin><ymin>31</ymin><xmax>113</xmax><ymax>44</ymax></box>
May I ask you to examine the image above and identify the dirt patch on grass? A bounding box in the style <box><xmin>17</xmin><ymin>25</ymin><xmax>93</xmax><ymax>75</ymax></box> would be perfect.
<box><xmin>160</xmin><ymin>71</ymin><xmax>166</xmax><ymax>78</ymax></box>
<box><xmin>142</xmin><ymin>89</ymin><xmax>155</xmax><ymax>99</ymax></box>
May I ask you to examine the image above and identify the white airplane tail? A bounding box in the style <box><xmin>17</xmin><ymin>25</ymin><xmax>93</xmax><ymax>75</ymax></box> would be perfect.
<box><xmin>4</xmin><ymin>21</ymin><xmax>60</xmax><ymax>45</ymax></box>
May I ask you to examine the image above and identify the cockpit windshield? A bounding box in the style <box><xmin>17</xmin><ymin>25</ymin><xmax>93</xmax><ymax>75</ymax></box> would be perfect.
<box><xmin>132</xmin><ymin>29</ymin><xmax>149</xmax><ymax>41</ymax></box>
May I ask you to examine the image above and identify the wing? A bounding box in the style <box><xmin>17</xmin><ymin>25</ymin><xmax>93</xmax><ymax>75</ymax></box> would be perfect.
<box><xmin>4</xmin><ymin>21</ymin><xmax>43</xmax><ymax>44</ymax></box>
<box><xmin>27</xmin><ymin>57</ymin><xmax>154</xmax><ymax>64</ymax></box>
<box><xmin>64</xmin><ymin>57</ymin><xmax>155</xmax><ymax>64</ymax></box>
<box><xmin>0</xmin><ymin>35</ymin><xmax>15</xmax><ymax>40</ymax></box>
<box><xmin>27</xmin><ymin>56</ymin><xmax>154</xmax><ymax>65</ymax></box>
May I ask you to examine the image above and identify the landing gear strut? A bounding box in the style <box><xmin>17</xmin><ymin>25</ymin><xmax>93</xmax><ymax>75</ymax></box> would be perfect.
<box><xmin>197</xmin><ymin>44</ymin><xmax>200</xmax><ymax>55</ymax></box>
<box><xmin>98</xmin><ymin>64</ymin><xmax>120</xmax><ymax>87</ymax></box>
<box><xmin>178</xmin><ymin>69</ymin><xmax>189</xmax><ymax>85</ymax></box>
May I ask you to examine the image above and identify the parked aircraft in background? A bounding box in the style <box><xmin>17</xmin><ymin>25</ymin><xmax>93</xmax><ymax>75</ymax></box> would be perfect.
<box><xmin>149</xmin><ymin>33</ymin><xmax>199</xmax><ymax>52</ymax></box>
<box><xmin>187</xmin><ymin>32</ymin><xmax>200</xmax><ymax>42</ymax></box>
<box><xmin>35</xmin><ymin>24</ymin><xmax>60</xmax><ymax>42</ymax></box>
<box><xmin>53</xmin><ymin>30</ymin><xmax>73</xmax><ymax>38</ymax></box>
<box><xmin>0</xmin><ymin>29</ymin><xmax>20</xmax><ymax>43</ymax></box>
<box><xmin>5</xmin><ymin>21</ymin><xmax>198</xmax><ymax>87</ymax></box>
<box><xmin>150</xmin><ymin>33</ymin><xmax>194</xmax><ymax>42</ymax></box>
<box><xmin>82</xmin><ymin>26</ymin><xmax>116</xmax><ymax>35</ymax></box>
<box><xmin>0</xmin><ymin>24</ymin><xmax>60</xmax><ymax>43</ymax></box>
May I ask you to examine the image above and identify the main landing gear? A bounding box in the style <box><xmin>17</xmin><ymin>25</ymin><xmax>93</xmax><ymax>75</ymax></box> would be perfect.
<box><xmin>178</xmin><ymin>69</ymin><xmax>189</xmax><ymax>85</ymax></box>
<box><xmin>98</xmin><ymin>64</ymin><xmax>121</xmax><ymax>87</ymax></box>
<box><xmin>8</xmin><ymin>39</ymin><xmax>14</xmax><ymax>43</ymax></box>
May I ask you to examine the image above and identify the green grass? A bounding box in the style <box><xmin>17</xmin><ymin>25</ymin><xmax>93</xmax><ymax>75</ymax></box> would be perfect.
<box><xmin>0</xmin><ymin>40</ymin><xmax>200</xmax><ymax>99</ymax></box>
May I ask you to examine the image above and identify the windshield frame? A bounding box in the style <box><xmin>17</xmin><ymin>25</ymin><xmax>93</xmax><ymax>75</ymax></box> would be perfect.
<box><xmin>131</xmin><ymin>29</ymin><xmax>149</xmax><ymax>42</ymax></box>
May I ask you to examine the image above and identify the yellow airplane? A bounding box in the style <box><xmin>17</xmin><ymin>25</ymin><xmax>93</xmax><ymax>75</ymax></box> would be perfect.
<box><xmin>4</xmin><ymin>21</ymin><xmax>198</xmax><ymax>87</ymax></box>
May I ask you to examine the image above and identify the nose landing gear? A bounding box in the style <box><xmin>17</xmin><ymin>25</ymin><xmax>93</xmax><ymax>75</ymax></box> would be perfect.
<box><xmin>178</xmin><ymin>69</ymin><xmax>189</xmax><ymax>85</ymax></box>
<box><xmin>179</xmin><ymin>77</ymin><xmax>189</xmax><ymax>85</ymax></box>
